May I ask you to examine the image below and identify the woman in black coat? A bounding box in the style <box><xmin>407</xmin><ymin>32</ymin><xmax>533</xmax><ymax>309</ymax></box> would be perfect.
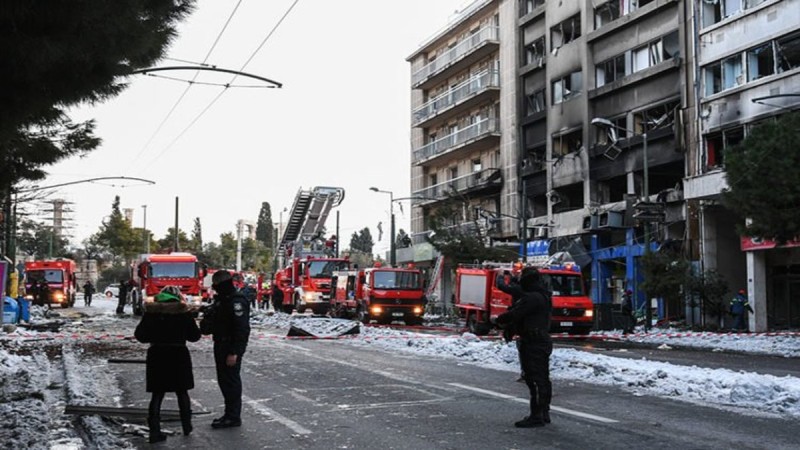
<box><xmin>134</xmin><ymin>288</ymin><xmax>201</xmax><ymax>443</ymax></box>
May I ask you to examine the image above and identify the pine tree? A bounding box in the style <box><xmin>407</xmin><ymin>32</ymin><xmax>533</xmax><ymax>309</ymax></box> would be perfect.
<box><xmin>96</xmin><ymin>196</ymin><xmax>139</xmax><ymax>261</ymax></box>
<box><xmin>0</xmin><ymin>1</ymin><xmax>196</xmax><ymax>188</ymax></box>
<box><xmin>723</xmin><ymin>112</ymin><xmax>800</xmax><ymax>244</ymax></box>
<box><xmin>191</xmin><ymin>217</ymin><xmax>203</xmax><ymax>252</ymax></box>
<box><xmin>255</xmin><ymin>202</ymin><xmax>274</xmax><ymax>250</ymax></box>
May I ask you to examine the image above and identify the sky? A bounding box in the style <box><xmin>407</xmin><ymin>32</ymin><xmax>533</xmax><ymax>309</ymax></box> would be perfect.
<box><xmin>1</xmin><ymin>302</ymin><xmax>798</xmax><ymax>448</ymax></box>
<box><xmin>39</xmin><ymin>0</ymin><xmax>472</xmax><ymax>256</ymax></box>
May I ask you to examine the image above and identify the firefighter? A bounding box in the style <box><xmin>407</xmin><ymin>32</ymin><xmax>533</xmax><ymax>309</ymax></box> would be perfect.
<box><xmin>134</xmin><ymin>287</ymin><xmax>201</xmax><ymax>443</ymax></box>
<box><xmin>621</xmin><ymin>289</ymin><xmax>635</xmax><ymax>334</ymax></box>
<box><xmin>82</xmin><ymin>280</ymin><xmax>95</xmax><ymax>307</ymax></box>
<box><xmin>496</xmin><ymin>268</ymin><xmax>553</xmax><ymax>428</ymax></box>
<box><xmin>201</xmin><ymin>270</ymin><xmax>250</xmax><ymax>429</ymax></box>
<box><xmin>730</xmin><ymin>289</ymin><xmax>754</xmax><ymax>331</ymax></box>
<box><xmin>116</xmin><ymin>278</ymin><xmax>129</xmax><ymax>315</ymax></box>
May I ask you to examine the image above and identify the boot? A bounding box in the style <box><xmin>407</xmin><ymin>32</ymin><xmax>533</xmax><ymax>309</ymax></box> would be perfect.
<box><xmin>543</xmin><ymin>407</ymin><xmax>551</xmax><ymax>424</ymax></box>
<box><xmin>147</xmin><ymin>416</ymin><xmax>167</xmax><ymax>443</ymax></box>
<box><xmin>514</xmin><ymin>414</ymin><xmax>546</xmax><ymax>428</ymax></box>
<box><xmin>181</xmin><ymin>413</ymin><xmax>193</xmax><ymax>436</ymax></box>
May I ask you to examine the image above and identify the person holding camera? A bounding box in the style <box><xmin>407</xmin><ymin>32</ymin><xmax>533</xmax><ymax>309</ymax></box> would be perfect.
<box><xmin>200</xmin><ymin>270</ymin><xmax>250</xmax><ymax>429</ymax></box>
<box><xmin>496</xmin><ymin>268</ymin><xmax>553</xmax><ymax>428</ymax></box>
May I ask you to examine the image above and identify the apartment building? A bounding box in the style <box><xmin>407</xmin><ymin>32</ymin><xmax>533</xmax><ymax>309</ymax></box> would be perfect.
<box><xmin>684</xmin><ymin>0</ymin><xmax>800</xmax><ymax>331</ymax></box>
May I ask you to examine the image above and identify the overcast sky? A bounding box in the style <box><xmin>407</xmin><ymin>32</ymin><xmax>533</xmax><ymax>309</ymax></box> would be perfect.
<box><xmin>42</xmin><ymin>0</ymin><xmax>470</xmax><ymax>256</ymax></box>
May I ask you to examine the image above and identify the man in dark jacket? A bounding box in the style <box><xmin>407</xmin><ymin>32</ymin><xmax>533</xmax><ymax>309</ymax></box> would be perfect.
<box><xmin>495</xmin><ymin>268</ymin><xmax>526</xmax><ymax>381</ymax></box>
<box><xmin>201</xmin><ymin>270</ymin><xmax>250</xmax><ymax>429</ymax></box>
<box><xmin>496</xmin><ymin>268</ymin><xmax>553</xmax><ymax>428</ymax></box>
<box><xmin>116</xmin><ymin>279</ymin><xmax>129</xmax><ymax>315</ymax></box>
<box><xmin>134</xmin><ymin>288</ymin><xmax>201</xmax><ymax>443</ymax></box>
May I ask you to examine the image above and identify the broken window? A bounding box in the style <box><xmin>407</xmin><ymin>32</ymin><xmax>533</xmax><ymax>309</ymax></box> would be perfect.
<box><xmin>705</xmin><ymin>126</ymin><xmax>744</xmax><ymax>168</ymax></box>
<box><xmin>747</xmin><ymin>43</ymin><xmax>775</xmax><ymax>81</ymax></box>
<box><xmin>551</xmin><ymin>15</ymin><xmax>581</xmax><ymax>51</ymax></box>
<box><xmin>722</xmin><ymin>55</ymin><xmax>743</xmax><ymax>89</ymax></box>
<box><xmin>596</xmin><ymin>54</ymin><xmax>627</xmax><ymax>87</ymax></box>
<box><xmin>526</xmin><ymin>89</ymin><xmax>546</xmax><ymax>114</ymax></box>
<box><xmin>705</xmin><ymin>62</ymin><xmax>722</xmax><ymax>96</ymax></box>
<box><xmin>663</xmin><ymin>31</ymin><xmax>680</xmax><ymax>60</ymax></box>
<box><xmin>594</xmin><ymin>0</ymin><xmax>621</xmax><ymax>28</ymax></box>
<box><xmin>553</xmin><ymin>70</ymin><xmax>582</xmax><ymax>104</ymax></box>
<box><xmin>552</xmin><ymin>129</ymin><xmax>583</xmax><ymax>158</ymax></box>
<box><xmin>703</xmin><ymin>0</ymin><xmax>743</xmax><ymax>27</ymax></box>
<box><xmin>524</xmin><ymin>145</ymin><xmax>547</xmax><ymax>173</ymax></box>
<box><xmin>520</xmin><ymin>0</ymin><xmax>545</xmax><ymax>17</ymax></box>
<box><xmin>525</xmin><ymin>37</ymin><xmax>546</xmax><ymax>67</ymax></box>
<box><xmin>777</xmin><ymin>32</ymin><xmax>800</xmax><ymax>73</ymax></box>
<box><xmin>595</xmin><ymin>116</ymin><xmax>628</xmax><ymax>146</ymax></box>
<box><xmin>633</xmin><ymin>100</ymin><xmax>679</xmax><ymax>134</ymax></box>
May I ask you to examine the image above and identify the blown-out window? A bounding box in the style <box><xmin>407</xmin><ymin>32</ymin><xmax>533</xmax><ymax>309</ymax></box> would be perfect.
<box><xmin>552</xmin><ymin>71</ymin><xmax>582</xmax><ymax>104</ymax></box>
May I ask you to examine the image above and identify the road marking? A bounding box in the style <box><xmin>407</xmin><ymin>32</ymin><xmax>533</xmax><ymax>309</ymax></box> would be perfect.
<box><xmin>243</xmin><ymin>396</ymin><xmax>312</xmax><ymax>435</ymax></box>
<box><xmin>447</xmin><ymin>383</ymin><xmax>619</xmax><ymax>424</ymax></box>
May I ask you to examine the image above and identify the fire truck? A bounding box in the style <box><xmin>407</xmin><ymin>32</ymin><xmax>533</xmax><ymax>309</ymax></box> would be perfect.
<box><xmin>23</xmin><ymin>258</ymin><xmax>77</xmax><ymax>308</ymax></box>
<box><xmin>130</xmin><ymin>252</ymin><xmax>207</xmax><ymax>316</ymax></box>
<box><xmin>330</xmin><ymin>264</ymin><xmax>426</xmax><ymax>325</ymax></box>
<box><xmin>273</xmin><ymin>186</ymin><xmax>347</xmax><ymax>315</ymax></box>
<box><xmin>455</xmin><ymin>257</ymin><xmax>594</xmax><ymax>335</ymax></box>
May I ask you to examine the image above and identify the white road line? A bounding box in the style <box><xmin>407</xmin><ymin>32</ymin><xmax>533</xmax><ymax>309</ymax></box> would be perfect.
<box><xmin>243</xmin><ymin>396</ymin><xmax>312</xmax><ymax>435</ymax></box>
<box><xmin>447</xmin><ymin>382</ymin><xmax>619</xmax><ymax>424</ymax></box>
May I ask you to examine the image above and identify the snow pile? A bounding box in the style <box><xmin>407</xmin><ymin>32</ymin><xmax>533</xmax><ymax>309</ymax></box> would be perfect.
<box><xmin>618</xmin><ymin>329</ymin><xmax>800</xmax><ymax>358</ymax></box>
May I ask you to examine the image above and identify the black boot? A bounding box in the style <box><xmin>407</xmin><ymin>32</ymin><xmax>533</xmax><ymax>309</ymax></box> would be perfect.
<box><xmin>148</xmin><ymin>416</ymin><xmax>167</xmax><ymax>443</ymax></box>
<box><xmin>181</xmin><ymin>413</ymin><xmax>193</xmax><ymax>436</ymax></box>
<box><xmin>543</xmin><ymin>407</ymin><xmax>551</xmax><ymax>424</ymax></box>
<box><xmin>176</xmin><ymin>391</ymin><xmax>193</xmax><ymax>436</ymax></box>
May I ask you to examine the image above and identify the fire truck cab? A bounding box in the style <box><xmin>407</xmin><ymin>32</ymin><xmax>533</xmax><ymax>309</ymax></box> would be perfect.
<box><xmin>331</xmin><ymin>265</ymin><xmax>426</xmax><ymax>325</ymax></box>
<box><xmin>23</xmin><ymin>258</ymin><xmax>77</xmax><ymax>308</ymax></box>
<box><xmin>455</xmin><ymin>259</ymin><xmax>594</xmax><ymax>335</ymax></box>
<box><xmin>131</xmin><ymin>252</ymin><xmax>206</xmax><ymax>316</ymax></box>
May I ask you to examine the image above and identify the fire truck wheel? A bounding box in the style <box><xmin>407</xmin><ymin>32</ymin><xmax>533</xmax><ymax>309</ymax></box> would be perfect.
<box><xmin>405</xmin><ymin>317</ymin><xmax>423</xmax><ymax>326</ymax></box>
<box><xmin>61</xmin><ymin>302</ymin><xmax>69</xmax><ymax>309</ymax></box>
<box><xmin>357</xmin><ymin>308</ymin><xmax>370</xmax><ymax>324</ymax></box>
<box><xmin>282</xmin><ymin>304</ymin><xmax>294</xmax><ymax>314</ymax></box>
<box><xmin>467</xmin><ymin>315</ymin><xmax>490</xmax><ymax>336</ymax></box>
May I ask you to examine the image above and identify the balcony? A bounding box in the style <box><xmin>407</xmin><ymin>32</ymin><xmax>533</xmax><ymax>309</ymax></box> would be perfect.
<box><xmin>412</xmin><ymin>26</ymin><xmax>500</xmax><ymax>90</ymax></box>
<box><xmin>413</xmin><ymin>118</ymin><xmax>500</xmax><ymax>166</ymax></box>
<box><xmin>413</xmin><ymin>70</ymin><xmax>500</xmax><ymax>128</ymax></box>
<box><xmin>412</xmin><ymin>168</ymin><xmax>503</xmax><ymax>206</ymax></box>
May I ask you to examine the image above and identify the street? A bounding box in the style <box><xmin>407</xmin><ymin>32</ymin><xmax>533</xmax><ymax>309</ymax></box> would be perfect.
<box><xmin>16</xmin><ymin>297</ymin><xmax>792</xmax><ymax>449</ymax></box>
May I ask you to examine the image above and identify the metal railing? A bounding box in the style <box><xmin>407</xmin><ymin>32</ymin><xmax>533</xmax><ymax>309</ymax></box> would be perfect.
<box><xmin>412</xmin><ymin>168</ymin><xmax>502</xmax><ymax>203</ymax></box>
<box><xmin>412</xmin><ymin>26</ymin><xmax>500</xmax><ymax>87</ymax></box>
<box><xmin>413</xmin><ymin>118</ymin><xmax>500</xmax><ymax>164</ymax></box>
<box><xmin>413</xmin><ymin>70</ymin><xmax>500</xmax><ymax>125</ymax></box>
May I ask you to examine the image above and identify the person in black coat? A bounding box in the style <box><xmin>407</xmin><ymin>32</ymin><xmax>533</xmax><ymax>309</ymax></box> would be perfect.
<box><xmin>135</xmin><ymin>288</ymin><xmax>202</xmax><ymax>443</ymax></box>
<box><xmin>201</xmin><ymin>270</ymin><xmax>250</xmax><ymax>429</ymax></box>
<box><xmin>496</xmin><ymin>268</ymin><xmax>553</xmax><ymax>428</ymax></box>
<box><xmin>495</xmin><ymin>268</ymin><xmax>526</xmax><ymax>381</ymax></box>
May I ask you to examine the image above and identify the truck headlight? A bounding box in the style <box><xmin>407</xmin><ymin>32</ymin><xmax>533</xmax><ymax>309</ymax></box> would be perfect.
<box><xmin>370</xmin><ymin>305</ymin><xmax>383</xmax><ymax>314</ymax></box>
<box><xmin>584</xmin><ymin>309</ymin><xmax>594</xmax><ymax>318</ymax></box>
<box><xmin>145</xmin><ymin>296</ymin><xmax>155</xmax><ymax>303</ymax></box>
<box><xmin>54</xmin><ymin>292</ymin><xmax>64</xmax><ymax>302</ymax></box>
<box><xmin>413</xmin><ymin>306</ymin><xmax>423</xmax><ymax>314</ymax></box>
<box><xmin>304</xmin><ymin>292</ymin><xmax>314</xmax><ymax>301</ymax></box>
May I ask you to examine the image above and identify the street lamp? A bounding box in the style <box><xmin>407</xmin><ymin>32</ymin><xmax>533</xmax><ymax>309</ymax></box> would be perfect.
<box><xmin>370</xmin><ymin>187</ymin><xmax>395</xmax><ymax>266</ymax></box>
<box><xmin>591</xmin><ymin>117</ymin><xmax>651</xmax><ymax>331</ymax></box>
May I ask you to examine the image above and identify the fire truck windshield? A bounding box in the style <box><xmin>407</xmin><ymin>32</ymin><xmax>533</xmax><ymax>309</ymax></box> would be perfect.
<box><xmin>150</xmin><ymin>262</ymin><xmax>196</xmax><ymax>278</ymax></box>
<box><xmin>26</xmin><ymin>270</ymin><xmax>63</xmax><ymax>283</ymax></box>
<box><xmin>372</xmin><ymin>271</ymin><xmax>420</xmax><ymax>290</ymax></box>
<box><xmin>306</xmin><ymin>260</ymin><xmax>349</xmax><ymax>279</ymax></box>
<box><xmin>542</xmin><ymin>274</ymin><xmax>583</xmax><ymax>297</ymax></box>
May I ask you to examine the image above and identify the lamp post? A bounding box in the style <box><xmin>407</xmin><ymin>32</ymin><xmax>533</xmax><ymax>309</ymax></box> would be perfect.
<box><xmin>591</xmin><ymin>117</ymin><xmax>651</xmax><ymax>331</ymax></box>
<box><xmin>142</xmin><ymin>205</ymin><xmax>149</xmax><ymax>254</ymax></box>
<box><xmin>370</xmin><ymin>187</ymin><xmax>395</xmax><ymax>266</ymax></box>
<box><xmin>277</xmin><ymin>207</ymin><xmax>287</xmax><ymax>269</ymax></box>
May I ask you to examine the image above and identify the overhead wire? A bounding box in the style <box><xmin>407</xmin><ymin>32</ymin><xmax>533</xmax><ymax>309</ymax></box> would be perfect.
<box><xmin>136</xmin><ymin>0</ymin><xmax>301</xmax><ymax>174</ymax></box>
<box><xmin>129</xmin><ymin>0</ymin><xmax>245</xmax><ymax>169</ymax></box>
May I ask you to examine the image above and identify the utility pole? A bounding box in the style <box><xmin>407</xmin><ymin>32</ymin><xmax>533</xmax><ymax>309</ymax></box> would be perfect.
<box><xmin>173</xmin><ymin>197</ymin><xmax>179</xmax><ymax>252</ymax></box>
<box><xmin>236</xmin><ymin>220</ymin><xmax>243</xmax><ymax>272</ymax></box>
<box><xmin>336</xmin><ymin>210</ymin><xmax>340</xmax><ymax>258</ymax></box>
<box><xmin>142</xmin><ymin>205</ymin><xmax>149</xmax><ymax>254</ymax></box>
<box><xmin>521</xmin><ymin>179</ymin><xmax>528</xmax><ymax>262</ymax></box>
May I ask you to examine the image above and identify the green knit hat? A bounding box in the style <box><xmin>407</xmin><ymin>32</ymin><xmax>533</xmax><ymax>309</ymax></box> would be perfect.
<box><xmin>154</xmin><ymin>291</ymin><xmax>181</xmax><ymax>303</ymax></box>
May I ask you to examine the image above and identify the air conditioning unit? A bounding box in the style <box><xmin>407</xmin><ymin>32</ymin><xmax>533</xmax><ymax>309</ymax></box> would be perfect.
<box><xmin>582</xmin><ymin>214</ymin><xmax>599</xmax><ymax>230</ymax></box>
<box><xmin>598</xmin><ymin>211</ymin><xmax>623</xmax><ymax>228</ymax></box>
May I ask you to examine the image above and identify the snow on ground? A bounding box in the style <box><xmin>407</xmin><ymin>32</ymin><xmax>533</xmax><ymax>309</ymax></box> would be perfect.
<box><xmin>252</xmin><ymin>311</ymin><xmax>800</xmax><ymax>419</ymax></box>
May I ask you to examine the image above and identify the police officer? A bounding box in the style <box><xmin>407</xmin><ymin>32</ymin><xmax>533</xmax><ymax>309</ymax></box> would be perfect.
<box><xmin>201</xmin><ymin>270</ymin><xmax>250</xmax><ymax>429</ymax></box>
<box><xmin>496</xmin><ymin>268</ymin><xmax>553</xmax><ymax>428</ymax></box>
<box><xmin>495</xmin><ymin>267</ymin><xmax>526</xmax><ymax>381</ymax></box>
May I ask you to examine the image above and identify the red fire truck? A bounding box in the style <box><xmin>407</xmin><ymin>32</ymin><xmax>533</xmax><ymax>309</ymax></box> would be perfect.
<box><xmin>131</xmin><ymin>252</ymin><xmax>206</xmax><ymax>315</ymax></box>
<box><xmin>23</xmin><ymin>258</ymin><xmax>77</xmax><ymax>308</ymax></box>
<box><xmin>273</xmin><ymin>186</ymin><xmax>347</xmax><ymax>315</ymax></box>
<box><xmin>455</xmin><ymin>260</ymin><xmax>594</xmax><ymax>335</ymax></box>
<box><xmin>330</xmin><ymin>264</ymin><xmax>426</xmax><ymax>325</ymax></box>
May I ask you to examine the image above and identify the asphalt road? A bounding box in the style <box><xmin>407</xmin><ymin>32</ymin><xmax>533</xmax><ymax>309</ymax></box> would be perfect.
<box><xmin>103</xmin><ymin>320</ymin><xmax>799</xmax><ymax>450</ymax></box>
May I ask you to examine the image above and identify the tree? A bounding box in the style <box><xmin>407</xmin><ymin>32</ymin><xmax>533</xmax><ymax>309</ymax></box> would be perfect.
<box><xmin>17</xmin><ymin>218</ymin><xmax>69</xmax><ymax>258</ymax></box>
<box><xmin>349</xmin><ymin>228</ymin><xmax>374</xmax><ymax>254</ymax></box>
<box><xmin>190</xmin><ymin>217</ymin><xmax>203</xmax><ymax>253</ymax></box>
<box><xmin>687</xmin><ymin>269</ymin><xmax>730</xmax><ymax>330</ymax></box>
<box><xmin>640</xmin><ymin>248</ymin><xmax>690</xmax><ymax>322</ymax></box>
<box><xmin>95</xmin><ymin>196</ymin><xmax>139</xmax><ymax>261</ymax></box>
<box><xmin>255</xmin><ymin>202</ymin><xmax>274</xmax><ymax>250</ymax></box>
<box><xmin>427</xmin><ymin>197</ymin><xmax>516</xmax><ymax>264</ymax></box>
<box><xmin>723</xmin><ymin>112</ymin><xmax>800</xmax><ymax>244</ymax></box>
<box><xmin>156</xmin><ymin>227</ymin><xmax>191</xmax><ymax>253</ymax></box>
<box><xmin>0</xmin><ymin>1</ymin><xmax>196</xmax><ymax>189</ymax></box>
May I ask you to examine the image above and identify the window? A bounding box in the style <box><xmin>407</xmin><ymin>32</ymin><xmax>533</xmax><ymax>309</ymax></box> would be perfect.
<box><xmin>552</xmin><ymin>129</ymin><xmax>582</xmax><ymax>158</ymax></box>
<box><xmin>595</xmin><ymin>116</ymin><xmax>628</xmax><ymax>146</ymax></box>
<box><xmin>551</xmin><ymin>15</ymin><xmax>581</xmax><ymax>51</ymax></box>
<box><xmin>449</xmin><ymin>166</ymin><xmax>458</xmax><ymax>180</ymax></box>
<box><xmin>472</xmin><ymin>158</ymin><xmax>482</xmax><ymax>172</ymax></box>
<box><xmin>705</xmin><ymin>126</ymin><xmax>745</xmax><ymax>168</ymax></box>
<box><xmin>520</xmin><ymin>0</ymin><xmax>545</xmax><ymax>17</ymax></box>
<box><xmin>633</xmin><ymin>100</ymin><xmax>679</xmax><ymax>134</ymax></box>
<box><xmin>632</xmin><ymin>31</ymin><xmax>679</xmax><ymax>73</ymax></box>
<box><xmin>594</xmin><ymin>0</ymin><xmax>621</xmax><ymax>28</ymax></box>
<box><xmin>777</xmin><ymin>32</ymin><xmax>800</xmax><ymax>73</ymax></box>
<box><xmin>526</xmin><ymin>88</ymin><xmax>546</xmax><ymax>114</ymax></box>
<box><xmin>596</xmin><ymin>54</ymin><xmax>627</xmax><ymax>87</ymax></box>
<box><xmin>525</xmin><ymin>36</ymin><xmax>546</xmax><ymax>67</ymax></box>
<box><xmin>553</xmin><ymin>71</ymin><xmax>582</xmax><ymax>104</ymax></box>
<box><xmin>704</xmin><ymin>55</ymin><xmax>742</xmax><ymax>95</ymax></box>
<box><xmin>747</xmin><ymin>43</ymin><xmax>775</xmax><ymax>81</ymax></box>
<box><xmin>702</xmin><ymin>0</ymin><xmax>758</xmax><ymax>27</ymax></box>
<box><xmin>705</xmin><ymin>63</ymin><xmax>722</xmax><ymax>96</ymax></box>
<box><xmin>430</xmin><ymin>173</ymin><xmax>437</xmax><ymax>186</ymax></box>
